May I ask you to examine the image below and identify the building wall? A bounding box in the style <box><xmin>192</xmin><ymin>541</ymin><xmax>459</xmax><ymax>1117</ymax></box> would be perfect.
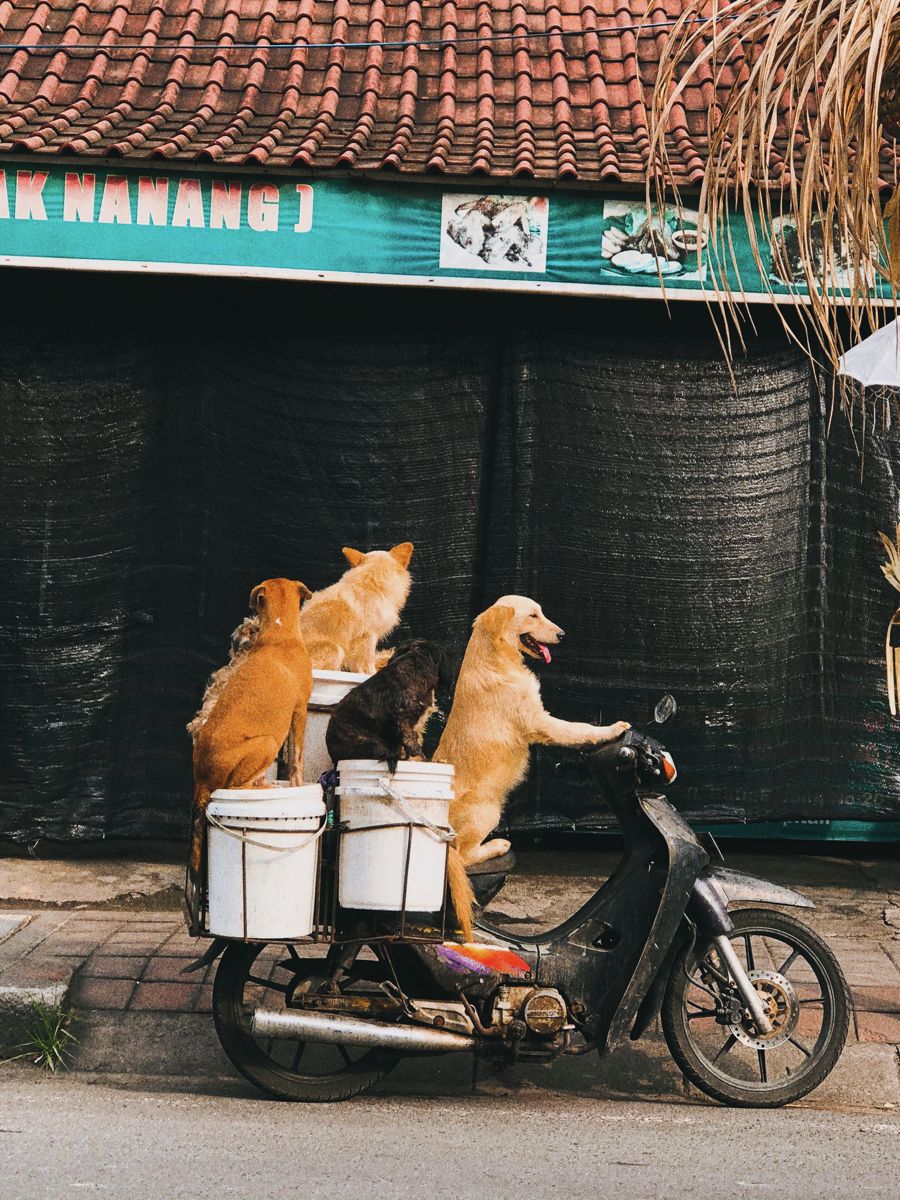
<box><xmin>0</xmin><ymin>269</ymin><xmax>897</xmax><ymax>843</ymax></box>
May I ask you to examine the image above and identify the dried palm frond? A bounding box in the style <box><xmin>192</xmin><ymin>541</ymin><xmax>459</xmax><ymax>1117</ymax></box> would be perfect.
<box><xmin>647</xmin><ymin>0</ymin><xmax>900</xmax><ymax>377</ymax></box>
<box><xmin>878</xmin><ymin>523</ymin><xmax>900</xmax><ymax>591</ymax></box>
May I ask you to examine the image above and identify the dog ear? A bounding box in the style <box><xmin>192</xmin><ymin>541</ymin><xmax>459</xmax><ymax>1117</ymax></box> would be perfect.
<box><xmin>389</xmin><ymin>542</ymin><xmax>414</xmax><ymax>568</ymax></box>
<box><xmin>342</xmin><ymin>546</ymin><xmax>366</xmax><ymax>568</ymax></box>
<box><xmin>477</xmin><ymin>604</ymin><xmax>516</xmax><ymax>639</ymax></box>
<box><xmin>294</xmin><ymin>580</ymin><xmax>313</xmax><ymax>603</ymax></box>
<box><xmin>249</xmin><ymin>582</ymin><xmax>267</xmax><ymax>612</ymax></box>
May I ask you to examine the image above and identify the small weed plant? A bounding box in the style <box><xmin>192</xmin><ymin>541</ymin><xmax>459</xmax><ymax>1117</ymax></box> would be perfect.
<box><xmin>3</xmin><ymin>1001</ymin><xmax>78</xmax><ymax>1072</ymax></box>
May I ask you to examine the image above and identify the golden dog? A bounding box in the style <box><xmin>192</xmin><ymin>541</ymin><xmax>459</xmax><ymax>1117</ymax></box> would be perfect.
<box><xmin>299</xmin><ymin>542</ymin><xmax>414</xmax><ymax>674</ymax></box>
<box><xmin>438</xmin><ymin>596</ymin><xmax>629</xmax><ymax>935</ymax></box>
<box><xmin>187</xmin><ymin>578</ymin><xmax>313</xmax><ymax>916</ymax></box>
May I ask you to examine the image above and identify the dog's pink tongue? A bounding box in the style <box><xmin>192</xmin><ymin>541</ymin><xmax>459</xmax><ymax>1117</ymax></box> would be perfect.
<box><xmin>539</xmin><ymin>643</ymin><xmax>552</xmax><ymax>664</ymax></box>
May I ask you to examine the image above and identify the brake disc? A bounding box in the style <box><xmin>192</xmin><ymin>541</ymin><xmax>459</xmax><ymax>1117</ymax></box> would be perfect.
<box><xmin>729</xmin><ymin>969</ymin><xmax>799</xmax><ymax>1050</ymax></box>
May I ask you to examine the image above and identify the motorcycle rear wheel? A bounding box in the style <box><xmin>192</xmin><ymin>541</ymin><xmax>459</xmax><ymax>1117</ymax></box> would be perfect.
<box><xmin>213</xmin><ymin>941</ymin><xmax>400</xmax><ymax>1102</ymax></box>
<box><xmin>662</xmin><ymin>908</ymin><xmax>850</xmax><ymax>1108</ymax></box>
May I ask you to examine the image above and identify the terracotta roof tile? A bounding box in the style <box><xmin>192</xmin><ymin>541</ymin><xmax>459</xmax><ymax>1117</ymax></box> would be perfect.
<box><xmin>0</xmin><ymin>0</ymin><xmax>847</xmax><ymax>187</ymax></box>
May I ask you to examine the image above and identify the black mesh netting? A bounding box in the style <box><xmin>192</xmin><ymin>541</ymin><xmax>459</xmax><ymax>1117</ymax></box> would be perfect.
<box><xmin>0</xmin><ymin>269</ymin><xmax>898</xmax><ymax>843</ymax></box>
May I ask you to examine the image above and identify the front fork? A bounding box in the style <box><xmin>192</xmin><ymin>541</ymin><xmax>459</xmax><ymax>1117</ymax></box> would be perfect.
<box><xmin>689</xmin><ymin>875</ymin><xmax>773</xmax><ymax>1035</ymax></box>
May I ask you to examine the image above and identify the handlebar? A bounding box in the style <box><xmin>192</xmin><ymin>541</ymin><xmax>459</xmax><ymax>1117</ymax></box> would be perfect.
<box><xmin>554</xmin><ymin>728</ymin><xmax>668</xmax><ymax>785</ymax></box>
<box><xmin>554</xmin><ymin>728</ymin><xmax>633</xmax><ymax>777</ymax></box>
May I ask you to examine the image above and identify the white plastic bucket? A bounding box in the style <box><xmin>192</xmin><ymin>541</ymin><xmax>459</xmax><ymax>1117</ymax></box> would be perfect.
<box><xmin>336</xmin><ymin>760</ymin><xmax>455</xmax><ymax>912</ymax></box>
<box><xmin>206</xmin><ymin>785</ymin><xmax>326</xmax><ymax>940</ymax></box>
<box><xmin>302</xmin><ymin>669</ymin><xmax>371</xmax><ymax>783</ymax></box>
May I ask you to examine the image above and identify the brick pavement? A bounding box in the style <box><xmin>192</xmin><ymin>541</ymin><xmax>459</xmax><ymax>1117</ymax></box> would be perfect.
<box><xmin>0</xmin><ymin>911</ymin><xmax>213</xmax><ymax>1017</ymax></box>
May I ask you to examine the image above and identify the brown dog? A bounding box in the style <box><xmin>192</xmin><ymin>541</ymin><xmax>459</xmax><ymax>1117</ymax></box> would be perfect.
<box><xmin>186</xmin><ymin>578</ymin><xmax>313</xmax><ymax>922</ymax></box>
<box><xmin>437</xmin><ymin>596</ymin><xmax>629</xmax><ymax>936</ymax></box>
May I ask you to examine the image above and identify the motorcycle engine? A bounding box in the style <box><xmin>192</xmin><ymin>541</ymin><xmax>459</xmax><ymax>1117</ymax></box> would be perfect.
<box><xmin>491</xmin><ymin>986</ymin><xmax>568</xmax><ymax>1037</ymax></box>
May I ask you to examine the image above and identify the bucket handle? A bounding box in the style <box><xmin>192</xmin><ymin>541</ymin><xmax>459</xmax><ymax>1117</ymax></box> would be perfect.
<box><xmin>206</xmin><ymin>811</ymin><xmax>327</xmax><ymax>855</ymax></box>
<box><xmin>374</xmin><ymin>778</ymin><xmax>456</xmax><ymax>845</ymax></box>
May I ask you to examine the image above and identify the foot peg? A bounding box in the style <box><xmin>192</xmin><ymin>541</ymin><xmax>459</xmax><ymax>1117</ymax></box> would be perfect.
<box><xmin>465</xmin><ymin>850</ymin><xmax>517</xmax><ymax>877</ymax></box>
<box><xmin>466</xmin><ymin>851</ymin><xmax>516</xmax><ymax>907</ymax></box>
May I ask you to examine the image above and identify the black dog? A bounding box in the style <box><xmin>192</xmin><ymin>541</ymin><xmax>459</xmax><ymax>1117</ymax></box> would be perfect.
<box><xmin>326</xmin><ymin>640</ymin><xmax>452</xmax><ymax>772</ymax></box>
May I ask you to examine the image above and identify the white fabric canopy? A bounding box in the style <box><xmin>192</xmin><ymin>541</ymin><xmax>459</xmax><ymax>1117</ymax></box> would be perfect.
<box><xmin>838</xmin><ymin>319</ymin><xmax>900</xmax><ymax>387</ymax></box>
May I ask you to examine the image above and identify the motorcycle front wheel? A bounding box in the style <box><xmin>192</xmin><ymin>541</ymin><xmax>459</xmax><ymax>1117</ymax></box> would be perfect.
<box><xmin>213</xmin><ymin>941</ymin><xmax>400</xmax><ymax>1102</ymax></box>
<box><xmin>662</xmin><ymin>907</ymin><xmax>850</xmax><ymax>1108</ymax></box>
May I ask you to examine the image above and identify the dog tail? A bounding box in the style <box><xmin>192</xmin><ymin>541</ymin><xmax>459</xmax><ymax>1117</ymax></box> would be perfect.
<box><xmin>189</xmin><ymin>782</ymin><xmax>211</xmax><ymax>876</ymax></box>
<box><xmin>447</xmin><ymin>847</ymin><xmax>475</xmax><ymax>943</ymax></box>
<box><xmin>184</xmin><ymin>782</ymin><xmax>211</xmax><ymax>935</ymax></box>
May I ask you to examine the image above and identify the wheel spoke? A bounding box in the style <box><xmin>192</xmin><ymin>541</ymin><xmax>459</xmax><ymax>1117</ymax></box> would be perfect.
<box><xmin>778</xmin><ymin>948</ymin><xmax>800</xmax><ymax>977</ymax></box>
<box><xmin>798</xmin><ymin>996</ymin><xmax>823</xmax><ymax>1005</ymax></box>
<box><xmin>687</xmin><ymin>1008</ymin><xmax>719</xmax><ymax>1020</ymax></box>
<box><xmin>744</xmin><ymin>934</ymin><xmax>755</xmax><ymax>972</ymax></box>
<box><xmin>290</xmin><ymin>1041</ymin><xmax>306</xmax><ymax>1070</ymax></box>
<box><xmin>712</xmin><ymin>1035</ymin><xmax>738</xmax><ymax>1062</ymax></box>
<box><xmin>757</xmin><ymin>1049</ymin><xmax>768</xmax><ymax>1082</ymax></box>
<box><xmin>337</xmin><ymin>1045</ymin><xmax>352</xmax><ymax>1066</ymax></box>
<box><xmin>789</xmin><ymin>1035</ymin><xmax>812</xmax><ymax>1058</ymax></box>
<box><xmin>247</xmin><ymin>975</ymin><xmax>290</xmax><ymax>994</ymax></box>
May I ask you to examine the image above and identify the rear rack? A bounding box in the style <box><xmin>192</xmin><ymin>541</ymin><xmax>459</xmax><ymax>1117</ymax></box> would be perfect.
<box><xmin>186</xmin><ymin>781</ymin><xmax>449</xmax><ymax>946</ymax></box>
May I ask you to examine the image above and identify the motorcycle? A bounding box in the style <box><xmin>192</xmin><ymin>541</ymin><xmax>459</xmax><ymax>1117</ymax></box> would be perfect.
<box><xmin>204</xmin><ymin>695</ymin><xmax>850</xmax><ymax>1107</ymax></box>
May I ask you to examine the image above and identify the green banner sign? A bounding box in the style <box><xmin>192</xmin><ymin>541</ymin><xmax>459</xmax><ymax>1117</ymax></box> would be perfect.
<box><xmin>0</xmin><ymin>160</ymin><xmax>885</xmax><ymax>300</ymax></box>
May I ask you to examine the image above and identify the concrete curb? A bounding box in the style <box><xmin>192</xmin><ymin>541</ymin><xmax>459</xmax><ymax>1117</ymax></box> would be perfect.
<box><xmin>0</xmin><ymin>913</ymin><xmax>76</xmax><ymax>1052</ymax></box>
<box><xmin>0</xmin><ymin>975</ymin><xmax>73</xmax><ymax>1053</ymax></box>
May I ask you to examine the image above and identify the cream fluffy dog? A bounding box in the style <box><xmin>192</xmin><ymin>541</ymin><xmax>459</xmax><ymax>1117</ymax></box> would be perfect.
<box><xmin>438</xmin><ymin>596</ymin><xmax>629</xmax><ymax>911</ymax></box>
<box><xmin>299</xmin><ymin>543</ymin><xmax>414</xmax><ymax>674</ymax></box>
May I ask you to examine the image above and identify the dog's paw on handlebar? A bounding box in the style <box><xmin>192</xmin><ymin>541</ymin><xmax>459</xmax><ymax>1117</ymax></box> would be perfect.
<box><xmin>591</xmin><ymin>720</ymin><xmax>631</xmax><ymax>744</ymax></box>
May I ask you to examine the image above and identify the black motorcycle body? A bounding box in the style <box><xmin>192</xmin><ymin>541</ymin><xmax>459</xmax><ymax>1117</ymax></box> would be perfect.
<box><xmin>401</xmin><ymin>730</ymin><xmax>806</xmax><ymax>1054</ymax></box>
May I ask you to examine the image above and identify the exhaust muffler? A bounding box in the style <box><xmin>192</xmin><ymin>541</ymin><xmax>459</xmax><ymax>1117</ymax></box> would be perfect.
<box><xmin>250</xmin><ymin>1007</ymin><xmax>476</xmax><ymax>1053</ymax></box>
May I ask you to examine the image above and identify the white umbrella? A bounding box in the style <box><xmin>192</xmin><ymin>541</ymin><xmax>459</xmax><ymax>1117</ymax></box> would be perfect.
<box><xmin>838</xmin><ymin>318</ymin><xmax>900</xmax><ymax>387</ymax></box>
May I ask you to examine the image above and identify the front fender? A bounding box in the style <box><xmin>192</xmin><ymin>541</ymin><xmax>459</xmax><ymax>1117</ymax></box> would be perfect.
<box><xmin>707</xmin><ymin>866</ymin><xmax>815</xmax><ymax>910</ymax></box>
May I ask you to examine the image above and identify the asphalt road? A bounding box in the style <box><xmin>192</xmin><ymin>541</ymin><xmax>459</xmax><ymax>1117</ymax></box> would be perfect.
<box><xmin>2</xmin><ymin>1070</ymin><xmax>898</xmax><ymax>1200</ymax></box>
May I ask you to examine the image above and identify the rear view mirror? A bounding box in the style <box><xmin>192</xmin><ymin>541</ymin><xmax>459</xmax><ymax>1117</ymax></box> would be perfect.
<box><xmin>653</xmin><ymin>694</ymin><xmax>677</xmax><ymax>725</ymax></box>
